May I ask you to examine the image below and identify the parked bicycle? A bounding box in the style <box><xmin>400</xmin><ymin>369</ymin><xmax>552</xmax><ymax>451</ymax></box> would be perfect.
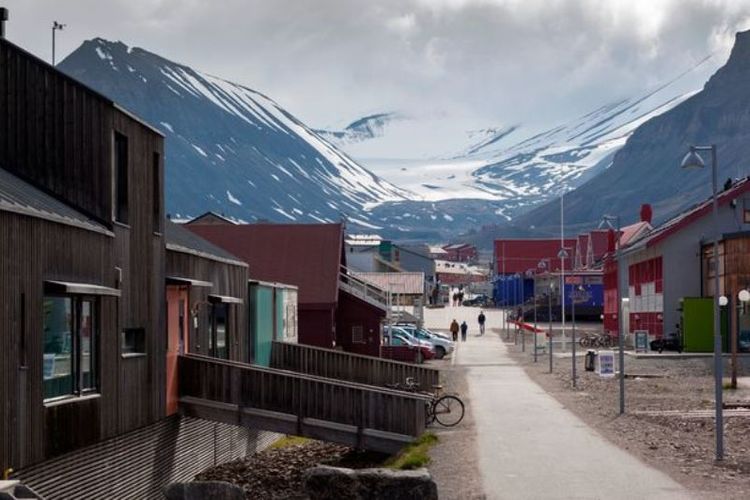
<box><xmin>385</xmin><ymin>377</ymin><xmax>465</xmax><ymax>427</ymax></box>
<box><xmin>578</xmin><ymin>332</ymin><xmax>613</xmax><ymax>348</ymax></box>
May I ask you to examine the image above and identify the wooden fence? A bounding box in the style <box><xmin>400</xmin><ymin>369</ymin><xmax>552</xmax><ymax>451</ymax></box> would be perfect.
<box><xmin>179</xmin><ymin>355</ymin><xmax>428</xmax><ymax>452</ymax></box>
<box><xmin>270</xmin><ymin>341</ymin><xmax>440</xmax><ymax>392</ymax></box>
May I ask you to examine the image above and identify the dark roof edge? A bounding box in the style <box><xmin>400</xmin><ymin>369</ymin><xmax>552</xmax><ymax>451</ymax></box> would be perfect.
<box><xmin>166</xmin><ymin>242</ymin><xmax>248</xmax><ymax>268</ymax></box>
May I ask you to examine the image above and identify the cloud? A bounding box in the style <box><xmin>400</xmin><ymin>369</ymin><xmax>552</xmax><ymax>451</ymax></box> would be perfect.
<box><xmin>4</xmin><ymin>0</ymin><xmax>750</xmax><ymax>130</ymax></box>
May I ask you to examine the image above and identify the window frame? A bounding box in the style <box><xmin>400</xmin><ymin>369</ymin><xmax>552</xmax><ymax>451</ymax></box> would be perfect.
<box><xmin>114</xmin><ymin>132</ymin><xmax>129</xmax><ymax>225</ymax></box>
<box><xmin>209</xmin><ymin>303</ymin><xmax>229</xmax><ymax>359</ymax></box>
<box><xmin>43</xmin><ymin>294</ymin><xmax>100</xmax><ymax>403</ymax></box>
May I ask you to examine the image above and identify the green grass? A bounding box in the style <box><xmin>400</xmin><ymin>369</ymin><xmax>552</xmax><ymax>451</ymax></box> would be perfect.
<box><xmin>723</xmin><ymin>382</ymin><xmax>738</xmax><ymax>390</ymax></box>
<box><xmin>268</xmin><ymin>435</ymin><xmax>311</xmax><ymax>449</ymax></box>
<box><xmin>385</xmin><ymin>432</ymin><xmax>439</xmax><ymax>470</ymax></box>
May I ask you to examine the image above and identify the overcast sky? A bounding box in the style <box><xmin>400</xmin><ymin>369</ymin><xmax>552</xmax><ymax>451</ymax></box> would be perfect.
<box><xmin>4</xmin><ymin>0</ymin><xmax>750</xmax><ymax>130</ymax></box>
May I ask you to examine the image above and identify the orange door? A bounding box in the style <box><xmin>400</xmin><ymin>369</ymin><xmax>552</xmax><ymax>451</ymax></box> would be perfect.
<box><xmin>166</xmin><ymin>286</ymin><xmax>189</xmax><ymax>416</ymax></box>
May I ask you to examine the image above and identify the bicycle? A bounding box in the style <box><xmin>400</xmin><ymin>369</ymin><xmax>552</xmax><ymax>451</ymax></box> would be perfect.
<box><xmin>579</xmin><ymin>332</ymin><xmax>613</xmax><ymax>348</ymax></box>
<box><xmin>385</xmin><ymin>377</ymin><xmax>465</xmax><ymax>427</ymax></box>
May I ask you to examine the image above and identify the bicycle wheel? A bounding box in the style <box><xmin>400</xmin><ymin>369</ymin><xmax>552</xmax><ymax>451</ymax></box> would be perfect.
<box><xmin>432</xmin><ymin>395</ymin><xmax>465</xmax><ymax>427</ymax></box>
<box><xmin>579</xmin><ymin>336</ymin><xmax>589</xmax><ymax>348</ymax></box>
<box><xmin>600</xmin><ymin>335</ymin><xmax>613</xmax><ymax>348</ymax></box>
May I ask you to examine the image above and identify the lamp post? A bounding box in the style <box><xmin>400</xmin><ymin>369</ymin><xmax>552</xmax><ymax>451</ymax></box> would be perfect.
<box><xmin>571</xmin><ymin>284</ymin><xmax>581</xmax><ymax>388</ymax></box>
<box><xmin>539</xmin><ymin>259</ymin><xmax>553</xmax><ymax>372</ymax></box>
<box><xmin>558</xmin><ymin>248</ymin><xmax>569</xmax><ymax>351</ymax></box>
<box><xmin>681</xmin><ymin>144</ymin><xmax>723</xmax><ymax>461</ymax></box>
<box><xmin>533</xmin><ymin>271</ymin><xmax>539</xmax><ymax>363</ymax></box>
<box><xmin>601</xmin><ymin>214</ymin><xmax>625</xmax><ymax>414</ymax></box>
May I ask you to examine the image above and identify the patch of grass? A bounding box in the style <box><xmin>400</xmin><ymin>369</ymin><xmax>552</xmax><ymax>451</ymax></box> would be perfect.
<box><xmin>386</xmin><ymin>432</ymin><xmax>439</xmax><ymax>470</ymax></box>
<box><xmin>268</xmin><ymin>435</ymin><xmax>311</xmax><ymax>450</ymax></box>
<box><xmin>723</xmin><ymin>382</ymin><xmax>738</xmax><ymax>390</ymax></box>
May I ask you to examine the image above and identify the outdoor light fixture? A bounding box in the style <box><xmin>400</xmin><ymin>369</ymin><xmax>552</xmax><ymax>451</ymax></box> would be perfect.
<box><xmin>719</xmin><ymin>296</ymin><xmax>729</xmax><ymax>307</ymax></box>
<box><xmin>681</xmin><ymin>144</ymin><xmax>724</xmax><ymax>461</ymax></box>
<box><xmin>739</xmin><ymin>289</ymin><xmax>750</xmax><ymax>303</ymax></box>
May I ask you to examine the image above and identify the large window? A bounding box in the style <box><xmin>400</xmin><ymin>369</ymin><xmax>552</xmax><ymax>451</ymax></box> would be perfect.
<box><xmin>114</xmin><ymin>132</ymin><xmax>129</xmax><ymax>224</ymax></box>
<box><xmin>43</xmin><ymin>296</ymin><xmax>98</xmax><ymax>401</ymax></box>
<box><xmin>210</xmin><ymin>303</ymin><xmax>228</xmax><ymax>359</ymax></box>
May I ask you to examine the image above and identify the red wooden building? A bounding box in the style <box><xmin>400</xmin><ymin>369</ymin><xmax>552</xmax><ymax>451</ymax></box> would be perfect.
<box><xmin>494</xmin><ymin>238</ymin><xmax>577</xmax><ymax>276</ymax></box>
<box><xmin>185</xmin><ymin>221</ymin><xmax>386</xmax><ymax>353</ymax></box>
<box><xmin>442</xmin><ymin>243</ymin><xmax>478</xmax><ymax>263</ymax></box>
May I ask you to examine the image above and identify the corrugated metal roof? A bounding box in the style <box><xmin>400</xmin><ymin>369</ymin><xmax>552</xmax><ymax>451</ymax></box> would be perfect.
<box><xmin>186</xmin><ymin>222</ymin><xmax>344</xmax><ymax>305</ymax></box>
<box><xmin>0</xmin><ymin>167</ymin><xmax>111</xmax><ymax>235</ymax></box>
<box><xmin>351</xmin><ymin>272</ymin><xmax>425</xmax><ymax>294</ymax></box>
<box><xmin>165</xmin><ymin>220</ymin><xmax>247</xmax><ymax>267</ymax></box>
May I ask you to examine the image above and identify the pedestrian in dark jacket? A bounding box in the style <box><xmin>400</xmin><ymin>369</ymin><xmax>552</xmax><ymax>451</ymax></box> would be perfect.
<box><xmin>478</xmin><ymin>311</ymin><xmax>486</xmax><ymax>336</ymax></box>
<box><xmin>460</xmin><ymin>321</ymin><xmax>468</xmax><ymax>341</ymax></box>
<box><xmin>450</xmin><ymin>319</ymin><xmax>459</xmax><ymax>341</ymax></box>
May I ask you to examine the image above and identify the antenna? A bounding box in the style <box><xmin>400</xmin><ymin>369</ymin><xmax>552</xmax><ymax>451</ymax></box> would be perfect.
<box><xmin>52</xmin><ymin>20</ymin><xmax>66</xmax><ymax>66</ymax></box>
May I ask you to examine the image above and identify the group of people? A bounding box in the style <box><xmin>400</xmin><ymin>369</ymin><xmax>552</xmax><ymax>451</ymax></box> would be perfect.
<box><xmin>449</xmin><ymin>310</ymin><xmax>486</xmax><ymax>341</ymax></box>
<box><xmin>451</xmin><ymin>286</ymin><xmax>465</xmax><ymax>307</ymax></box>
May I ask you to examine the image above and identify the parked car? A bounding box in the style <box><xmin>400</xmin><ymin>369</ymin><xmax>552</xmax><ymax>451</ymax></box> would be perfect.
<box><xmin>650</xmin><ymin>331</ymin><xmax>682</xmax><ymax>353</ymax></box>
<box><xmin>394</xmin><ymin>324</ymin><xmax>455</xmax><ymax>359</ymax></box>
<box><xmin>382</xmin><ymin>331</ymin><xmax>435</xmax><ymax>364</ymax></box>
<box><xmin>384</xmin><ymin>325</ymin><xmax>434</xmax><ymax>350</ymax></box>
<box><xmin>462</xmin><ymin>293</ymin><xmax>491</xmax><ymax>307</ymax></box>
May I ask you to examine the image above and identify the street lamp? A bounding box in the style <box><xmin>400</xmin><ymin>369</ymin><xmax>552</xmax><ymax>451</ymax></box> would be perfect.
<box><xmin>681</xmin><ymin>144</ymin><xmax>723</xmax><ymax>461</ymax></box>
<box><xmin>539</xmin><ymin>259</ymin><xmax>553</xmax><ymax>372</ymax></box>
<box><xmin>601</xmin><ymin>214</ymin><xmax>625</xmax><ymax>414</ymax></box>
<box><xmin>52</xmin><ymin>21</ymin><xmax>65</xmax><ymax>66</ymax></box>
<box><xmin>571</xmin><ymin>284</ymin><xmax>583</xmax><ymax>388</ymax></box>
<box><xmin>558</xmin><ymin>247</ymin><xmax>569</xmax><ymax>351</ymax></box>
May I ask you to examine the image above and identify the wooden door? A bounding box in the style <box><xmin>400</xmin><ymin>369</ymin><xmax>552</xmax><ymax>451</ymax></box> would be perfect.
<box><xmin>166</xmin><ymin>286</ymin><xmax>188</xmax><ymax>416</ymax></box>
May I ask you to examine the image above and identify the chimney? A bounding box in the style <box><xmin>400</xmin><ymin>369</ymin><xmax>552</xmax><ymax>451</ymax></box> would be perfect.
<box><xmin>640</xmin><ymin>203</ymin><xmax>653</xmax><ymax>224</ymax></box>
<box><xmin>0</xmin><ymin>8</ymin><xmax>8</xmax><ymax>39</ymax></box>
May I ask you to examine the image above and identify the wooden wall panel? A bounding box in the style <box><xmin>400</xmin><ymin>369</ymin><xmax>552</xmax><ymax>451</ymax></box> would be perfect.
<box><xmin>166</xmin><ymin>251</ymin><xmax>248</xmax><ymax>362</ymax></box>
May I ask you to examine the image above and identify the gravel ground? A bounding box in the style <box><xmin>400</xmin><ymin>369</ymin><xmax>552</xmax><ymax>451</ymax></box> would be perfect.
<box><xmin>426</xmin><ymin>347</ymin><xmax>485</xmax><ymax>500</ymax></box>
<box><xmin>507</xmin><ymin>331</ymin><xmax>750</xmax><ymax>500</ymax></box>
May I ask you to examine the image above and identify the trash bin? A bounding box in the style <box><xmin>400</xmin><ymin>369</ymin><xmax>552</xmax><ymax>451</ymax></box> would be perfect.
<box><xmin>585</xmin><ymin>350</ymin><xmax>597</xmax><ymax>372</ymax></box>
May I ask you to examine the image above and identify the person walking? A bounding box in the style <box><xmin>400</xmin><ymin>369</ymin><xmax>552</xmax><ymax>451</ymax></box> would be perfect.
<box><xmin>460</xmin><ymin>320</ymin><xmax>468</xmax><ymax>341</ymax></box>
<box><xmin>450</xmin><ymin>319</ymin><xmax>459</xmax><ymax>342</ymax></box>
<box><xmin>478</xmin><ymin>310</ymin><xmax>486</xmax><ymax>336</ymax></box>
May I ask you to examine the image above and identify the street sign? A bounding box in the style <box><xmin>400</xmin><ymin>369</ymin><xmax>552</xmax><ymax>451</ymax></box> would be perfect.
<box><xmin>597</xmin><ymin>350</ymin><xmax>616</xmax><ymax>378</ymax></box>
<box><xmin>634</xmin><ymin>330</ymin><xmax>649</xmax><ymax>353</ymax></box>
<box><xmin>570</xmin><ymin>289</ymin><xmax>591</xmax><ymax>304</ymax></box>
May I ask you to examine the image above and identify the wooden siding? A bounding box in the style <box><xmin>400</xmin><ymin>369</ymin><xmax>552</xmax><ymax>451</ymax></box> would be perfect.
<box><xmin>166</xmin><ymin>250</ymin><xmax>248</xmax><ymax>362</ymax></box>
<box><xmin>0</xmin><ymin>39</ymin><xmax>114</xmax><ymax>222</ymax></box>
<box><xmin>270</xmin><ymin>341</ymin><xmax>441</xmax><ymax>392</ymax></box>
<box><xmin>14</xmin><ymin>415</ymin><xmax>278</xmax><ymax>499</ymax></box>
<box><xmin>1</xmin><ymin>40</ymin><xmax>166</xmax><ymax>470</ymax></box>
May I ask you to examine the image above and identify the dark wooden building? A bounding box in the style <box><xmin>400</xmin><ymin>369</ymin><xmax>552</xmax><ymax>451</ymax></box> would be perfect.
<box><xmin>0</xmin><ymin>35</ymin><xmax>275</xmax><ymax>497</ymax></box>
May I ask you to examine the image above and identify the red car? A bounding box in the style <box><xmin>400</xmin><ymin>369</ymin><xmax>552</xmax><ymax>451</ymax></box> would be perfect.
<box><xmin>381</xmin><ymin>332</ymin><xmax>435</xmax><ymax>364</ymax></box>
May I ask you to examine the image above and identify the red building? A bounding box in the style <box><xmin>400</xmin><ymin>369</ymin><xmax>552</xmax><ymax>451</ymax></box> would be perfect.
<box><xmin>494</xmin><ymin>238</ymin><xmax>577</xmax><ymax>276</ymax></box>
<box><xmin>186</xmin><ymin>221</ymin><xmax>386</xmax><ymax>352</ymax></box>
<box><xmin>442</xmin><ymin>243</ymin><xmax>478</xmax><ymax>262</ymax></box>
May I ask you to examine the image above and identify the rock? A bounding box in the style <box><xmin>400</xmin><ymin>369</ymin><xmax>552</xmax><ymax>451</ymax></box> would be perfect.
<box><xmin>163</xmin><ymin>481</ymin><xmax>245</xmax><ymax>500</ymax></box>
<box><xmin>305</xmin><ymin>465</ymin><xmax>438</xmax><ymax>500</ymax></box>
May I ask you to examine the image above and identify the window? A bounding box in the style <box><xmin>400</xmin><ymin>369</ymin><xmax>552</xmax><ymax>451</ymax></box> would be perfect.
<box><xmin>122</xmin><ymin>328</ymin><xmax>146</xmax><ymax>356</ymax></box>
<box><xmin>210</xmin><ymin>303</ymin><xmax>228</xmax><ymax>359</ymax></box>
<box><xmin>352</xmin><ymin>325</ymin><xmax>364</xmax><ymax>344</ymax></box>
<box><xmin>43</xmin><ymin>296</ymin><xmax>98</xmax><ymax>401</ymax></box>
<box><xmin>152</xmin><ymin>152</ymin><xmax>161</xmax><ymax>232</ymax></box>
<box><xmin>114</xmin><ymin>132</ymin><xmax>129</xmax><ymax>224</ymax></box>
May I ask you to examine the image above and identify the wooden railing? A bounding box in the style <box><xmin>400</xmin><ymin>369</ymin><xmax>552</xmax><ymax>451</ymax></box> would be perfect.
<box><xmin>179</xmin><ymin>355</ymin><xmax>428</xmax><ymax>452</ymax></box>
<box><xmin>270</xmin><ymin>341</ymin><xmax>440</xmax><ymax>392</ymax></box>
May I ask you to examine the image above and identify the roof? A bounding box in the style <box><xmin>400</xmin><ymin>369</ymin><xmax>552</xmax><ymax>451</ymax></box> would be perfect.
<box><xmin>494</xmin><ymin>238</ymin><xmax>577</xmax><ymax>274</ymax></box>
<box><xmin>443</xmin><ymin>243</ymin><xmax>475</xmax><ymax>251</ymax></box>
<box><xmin>619</xmin><ymin>221</ymin><xmax>651</xmax><ymax>247</ymax></box>
<box><xmin>186</xmin><ymin>222</ymin><xmax>344</xmax><ymax>305</ymax></box>
<box><xmin>344</xmin><ymin>234</ymin><xmax>382</xmax><ymax>246</ymax></box>
<box><xmin>625</xmin><ymin>177</ymin><xmax>750</xmax><ymax>253</ymax></box>
<box><xmin>0</xmin><ymin>167</ymin><xmax>112</xmax><ymax>235</ymax></box>
<box><xmin>588</xmin><ymin>230</ymin><xmax>611</xmax><ymax>260</ymax></box>
<box><xmin>165</xmin><ymin>220</ymin><xmax>247</xmax><ymax>267</ymax></box>
<box><xmin>187</xmin><ymin>211</ymin><xmax>236</xmax><ymax>225</ymax></box>
<box><xmin>351</xmin><ymin>272</ymin><xmax>425</xmax><ymax>295</ymax></box>
<box><xmin>428</xmin><ymin>245</ymin><xmax>448</xmax><ymax>255</ymax></box>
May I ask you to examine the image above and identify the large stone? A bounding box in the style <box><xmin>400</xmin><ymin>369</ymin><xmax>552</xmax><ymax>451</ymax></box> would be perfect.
<box><xmin>163</xmin><ymin>481</ymin><xmax>244</xmax><ymax>500</ymax></box>
<box><xmin>305</xmin><ymin>465</ymin><xmax>438</xmax><ymax>500</ymax></box>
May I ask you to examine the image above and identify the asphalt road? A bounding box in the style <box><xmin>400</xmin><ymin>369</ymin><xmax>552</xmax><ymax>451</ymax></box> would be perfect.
<box><xmin>424</xmin><ymin>306</ymin><xmax>689</xmax><ymax>500</ymax></box>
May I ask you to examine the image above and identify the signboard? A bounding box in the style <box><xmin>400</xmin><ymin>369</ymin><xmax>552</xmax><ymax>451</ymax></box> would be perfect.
<box><xmin>571</xmin><ymin>289</ymin><xmax>591</xmax><ymax>304</ymax></box>
<box><xmin>597</xmin><ymin>350</ymin><xmax>616</xmax><ymax>378</ymax></box>
<box><xmin>565</xmin><ymin>276</ymin><xmax>583</xmax><ymax>285</ymax></box>
<box><xmin>634</xmin><ymin>330</ymin><xmax>649</xmax><ymax>353</ymax></box>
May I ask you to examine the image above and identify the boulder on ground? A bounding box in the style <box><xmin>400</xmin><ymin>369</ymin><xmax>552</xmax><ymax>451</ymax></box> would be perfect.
<box><xmin>163</xmin><ymin>481</ymin><xmax>244</xmax><ymax>500</ymax></box>
<box><xmin>305</xmin><ymin>465</ymin><xmax>438</xmax><ymax>500</ymax></box>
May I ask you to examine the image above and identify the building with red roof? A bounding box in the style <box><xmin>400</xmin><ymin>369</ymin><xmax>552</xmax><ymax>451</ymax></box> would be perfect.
<box><xmin>186</xmin><ymin>221</ymin><xmax>386</xmax><ymax>352</ymax></box>
<box><xmin>494</xmin><ymin>238</ymin><xmax>576</xmax><ymax>276</ymax></box>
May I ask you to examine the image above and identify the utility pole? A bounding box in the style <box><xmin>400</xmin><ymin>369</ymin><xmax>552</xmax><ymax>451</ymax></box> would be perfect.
<box><xmin>52</xmin><ymin>21</ymin><xmax>66</xmax><ymax>66</ymax></box>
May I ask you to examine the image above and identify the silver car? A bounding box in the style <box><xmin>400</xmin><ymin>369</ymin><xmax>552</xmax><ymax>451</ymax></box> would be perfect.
<box><xmin>395</xmin><ymin>324</ymin><xmax>455</xmax><ymax>359</ymax></box>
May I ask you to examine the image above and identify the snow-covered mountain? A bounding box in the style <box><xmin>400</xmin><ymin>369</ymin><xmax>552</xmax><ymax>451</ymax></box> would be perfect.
<box><xmin>314</xmin><ymin>113</ymin><xmax>403</xmax><ymax>147</ymax></box>
<box><xmin>58</xmin><ymin>39</ymin><xmax>408</xmax><ymax>228</ymax></box>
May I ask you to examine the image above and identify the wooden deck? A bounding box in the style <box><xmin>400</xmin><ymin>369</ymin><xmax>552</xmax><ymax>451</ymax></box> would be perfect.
<box><xmin>179</xmin><ymin>355</ymin><xmax>429</xmax><ymax>453</ymax></box>
<box><xmin>270</xmin><ymin>341</ymin><xmax>441</xmax><ymax>391</ymax></box>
